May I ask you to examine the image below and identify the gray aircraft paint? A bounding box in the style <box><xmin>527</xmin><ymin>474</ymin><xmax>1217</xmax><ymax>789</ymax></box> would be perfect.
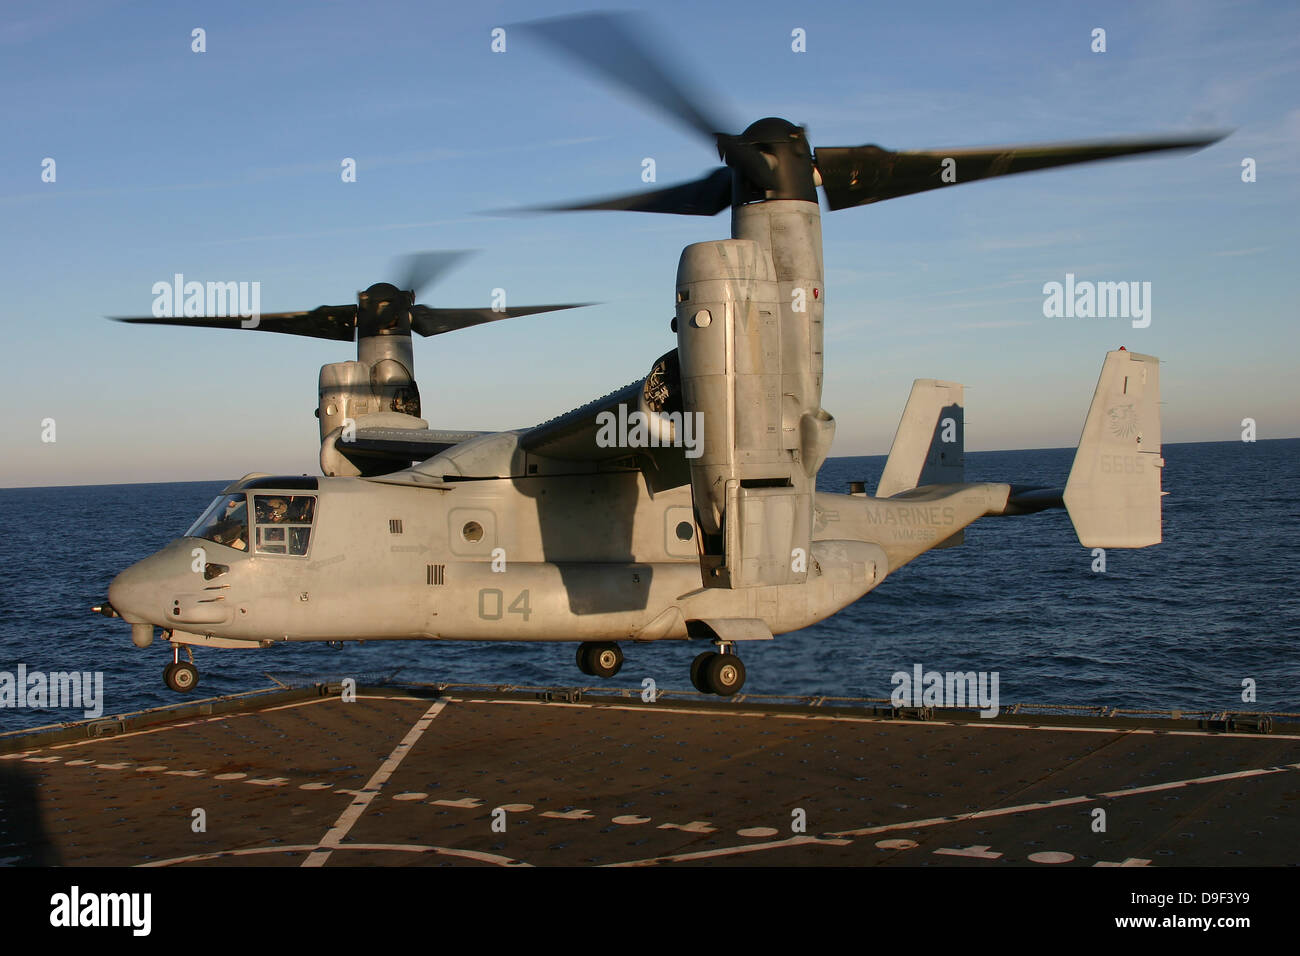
<box><xmin>107</xmin><ymin>349</ymin><xmax>1161</xmax><ymax>661</ymax></box>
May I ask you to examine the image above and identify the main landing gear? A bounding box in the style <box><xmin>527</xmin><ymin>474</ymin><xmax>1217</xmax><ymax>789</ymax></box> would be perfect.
<box><xmin>690</xmin><ymin>645</ymin><xmax>746</xmax><ymax>697</ymax></box>
<box><xmin>576</xmin><ymin>641</ymin><xmax>624</xmax><ymax>679</ymax></box>
<box><xmin>163</xmin><ymin>641</ymin><xmax>199</xmax><ymax>693</ymax></box>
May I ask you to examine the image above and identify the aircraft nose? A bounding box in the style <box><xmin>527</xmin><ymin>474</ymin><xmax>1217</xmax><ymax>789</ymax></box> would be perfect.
<box><xmin>108</xmin><ymin>550</ymin><xmax>175</xmax><ymax>627</ymax></box>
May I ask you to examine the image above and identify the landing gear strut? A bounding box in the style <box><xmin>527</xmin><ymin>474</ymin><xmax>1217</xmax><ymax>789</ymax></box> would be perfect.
<box><xmin>576</xmin><ymin>641</ymin><xmax>624</xmax><ymax>679</ymax></box>
<box><xmin>690</xmin><ymin>643</ymin><xmax>746</xmax><ymax>696</ymax></box>
<box><xmin>163</xmin><ymin>642</ymin><xmax>199</xmax><ymax>693</ymax></box>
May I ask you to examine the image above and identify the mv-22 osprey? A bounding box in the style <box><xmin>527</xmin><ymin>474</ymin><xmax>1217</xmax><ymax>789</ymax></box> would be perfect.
<box><xmin>97</xmin><ymin>14</ymin><xmax>1220</xmax><ymax>695</ymax></box>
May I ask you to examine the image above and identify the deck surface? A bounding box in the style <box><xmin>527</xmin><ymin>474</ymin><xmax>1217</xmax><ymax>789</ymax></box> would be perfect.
<box><xmin>3</xmin><ymin>687</ymin><xmax>1298</xmax><ymax>867</ymax></box>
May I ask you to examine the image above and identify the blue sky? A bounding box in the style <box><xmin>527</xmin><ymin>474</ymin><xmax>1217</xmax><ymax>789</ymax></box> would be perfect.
<box><xmin>2</xmin><ymin>0</ymin><xmax>1296</xmax><ymax>487</ymax></box>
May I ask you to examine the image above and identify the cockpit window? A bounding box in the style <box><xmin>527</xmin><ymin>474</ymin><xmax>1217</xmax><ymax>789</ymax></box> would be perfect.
<box><xmin>187</xmin><ymin>494</ymin><xmax>250</xmax><ymax>552</ymax></box>
<box><xmin>253</xmin><ymin>494</ymin><xmax>316</xmax><ymax>556</ymax></box>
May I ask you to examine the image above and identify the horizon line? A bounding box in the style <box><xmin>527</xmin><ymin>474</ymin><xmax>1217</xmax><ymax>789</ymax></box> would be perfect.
<box><xmin>2</xmin><ymin>436</ymin><xmax>1294</xmax><ymax>492</ymax></box>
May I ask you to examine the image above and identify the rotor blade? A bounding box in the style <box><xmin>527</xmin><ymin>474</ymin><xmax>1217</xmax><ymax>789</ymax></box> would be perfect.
<box><xmin>520</xmin><ymin>12</ymin><xmax>734</xmax><ymax>144</ymax></box>
<box><xmin>112</xmin><ymin>305</ymin><xmax>358</xmax><ymax>341</ymax></box>
<box><xmin>392</xmin><ymin>250</ymin><xmax>476</xmax><ymax>297</ymax></box>
<box><xmin>409</xmin><ymin>302</ymin><xmax>593</xmax><ymax>337</ymax></box>
<box><xmin>816</xmin><ymin>132</ymin><xmax>1228</xmax><ymax>210</ymax></box>
<box><xmin>528</xmin><ymin>167</ymin><xmax>733</xmax><ymax>216</ymax></box>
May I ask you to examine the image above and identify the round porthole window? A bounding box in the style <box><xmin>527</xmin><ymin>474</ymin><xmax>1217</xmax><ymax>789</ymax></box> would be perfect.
<box><xmin>675</xmin><ymin>521</ymin><xmax>694</xmax><ymax>541</ymax></box>
<box><xmin>462</xmin><ymin>521</ymin><xmax>484</xmax><ymax>543</ymax></box>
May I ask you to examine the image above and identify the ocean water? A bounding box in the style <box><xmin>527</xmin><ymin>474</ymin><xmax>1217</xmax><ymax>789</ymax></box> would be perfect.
<box><xmin>1</xmin><ymin>439</ymin><xmax>1297</xmax><ymax>732</ymax></box>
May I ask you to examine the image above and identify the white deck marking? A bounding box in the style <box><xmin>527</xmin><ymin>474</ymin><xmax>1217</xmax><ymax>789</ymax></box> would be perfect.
<box><xmin>27</xmin><ymin>693</ymin><xmax>428</xmax><ymax>754</ymax></box>
<box><xmin>141</xmin><ymin>841</ymin><xmax>526</xmax><ymax>867</ymax></box>
<box><xmin>14</xmin><ymin>691</ymin><xmax>1298</xmax><ymax>764</ymax></box>
<box><xmin>1095</xmin><ymin>763</ymin><xmax>1300</xmax><ymax>798</ymax></box>
<box><xmin>657</xmin><ymin>820</ymin><xmax>717</xmax><ymax>834</ymax></box>
<box><xmin>608</xmin><ymin>757</ymin><xmax>1300</xmax><ymax>866</ymax></box>
<box><xmin>607</xmin><ymin>835</ymin><xmax>851</xmax><ymax>866</ymax></box>
<box><xmin>301</xmin><ymin>700</ymin><xmax>445</xmax><ymax>867</ymax></box>
<box><xmin>935</xmin><ymin>845</ymin><xmax>1002</xmax><ymax>859</ymax></box>
<box><xmin>1094</xmin><ymin>858</ymin><xmax>1152</xmax><ymax>867</ymax></box>
<box><xmin>44</xmin><ymin>695</ymin><xmax>336</xmax><ymax>748</ymax></box>
<box><xmin>876</xmin><ymin>838</ymin><xmax>918</xmax><ymax>850</ymax></box>
<box><xmin>432</xmin><ymin>797</ymin><xmax>483</xmax><ymax>808</ymax></box>
<box><xmin>445</xmin><ymin>695</ymin><xmax>1300</xmax><ymax>740</ymax></box>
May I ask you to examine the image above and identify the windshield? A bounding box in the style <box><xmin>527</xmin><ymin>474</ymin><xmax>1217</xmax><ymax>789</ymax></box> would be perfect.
<box><xmin>187</xmin><ymin>494</ymin><xmax>249</xmax><ymax>551</ymax></box>
<box><xmin>253</xmin><ymin>494</ymin><xmax>316</xmax><ymax>555</ymax></box>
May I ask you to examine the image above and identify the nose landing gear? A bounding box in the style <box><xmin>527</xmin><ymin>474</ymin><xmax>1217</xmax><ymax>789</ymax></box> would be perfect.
<box><xmin>163</xmin><ymin>641</ymin><xmax>200</xmax><ymax>693</ymax></box>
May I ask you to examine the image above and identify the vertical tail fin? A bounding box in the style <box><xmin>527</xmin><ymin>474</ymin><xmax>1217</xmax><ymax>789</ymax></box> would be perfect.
<box><xmin>1063</xmin><ymin>349</ymin><xmax>1163</xmax><ymax>547</ymax></box>
<box><xmin>877</xmin><ymin>379</ymin><xmax>964</xmax><ymax>497</ymax></box>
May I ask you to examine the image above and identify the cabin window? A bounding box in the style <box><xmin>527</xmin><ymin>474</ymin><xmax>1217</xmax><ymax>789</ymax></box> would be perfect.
<box><xmin>187</xmin><ymin>494</ymin><xmax>250</xmax><ymax>552</ymax></box>
<box><xmin>253</xmin><ymin>494</ymin><xmax>317</xmax><ymax>556</ymax></box>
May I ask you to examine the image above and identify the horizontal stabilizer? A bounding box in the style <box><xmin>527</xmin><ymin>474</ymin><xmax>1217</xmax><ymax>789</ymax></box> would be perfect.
<box><xmin>1063</xmin><ymin>349</ymin><xmax>1163</xmax><ymax>547</ymax></box>
<box><xmin>1006</xmin><ymin>485</ymin><xmax>1065</xmax><ymax>513</ymax></box>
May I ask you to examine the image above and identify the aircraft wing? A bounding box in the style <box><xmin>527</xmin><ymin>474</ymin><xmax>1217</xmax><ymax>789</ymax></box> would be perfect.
<box><xmin>519</xmin><ymin>380</ymin><xmax>645</xmax><ymax>461</ymax></box>
<box><xmin>344</xmin><ymin>427</ymin><xmax>489</xmax><ymax>463</ymax></box>
<box><xmin>518</xmin><ymin>377</ymin><xmax>691</xmax><ymax>492</ymax></box>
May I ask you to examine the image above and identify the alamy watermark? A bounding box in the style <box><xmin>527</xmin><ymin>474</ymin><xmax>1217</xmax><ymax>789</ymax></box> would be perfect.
<box><xmin>151</xmin><ymin>273</ymin><xmax>261</xmax><ymax>328</ymax></box>
<box><xmin>595</xmin><ymin>404</ymin><xmax>704</xmax><ymax>459</ymax></box>
<box><xmin>1042</xmin><ymin>273</ymin><xmax>1151</xmax><ymax>328</ymax></box>
<box><xmin>50</xmin><ymin>886</ymin><xmax>150</xmax><ymax>936</ymax></box>
<box><xmin>891</xmin><ymin>663</ymin><xmax>1000</xmax><ymax>718</ymax></box>
<box><xmin>1</xmin><ymin>664</ymin><xmax>104</xmax><ymax>719</ymax></box>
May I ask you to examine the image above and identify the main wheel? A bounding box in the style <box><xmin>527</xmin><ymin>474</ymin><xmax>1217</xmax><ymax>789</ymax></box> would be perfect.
<box><xmin>576</xmin><ymin>643</ymin><xmax>594</xmax><ymax>676</ymax></box>
<box><xmin>586</xmin><ymin>642</ymin><xmax>623</xmax><ymax>679</ymax></box>
<box><xmin>690</xmin><ymin>652</ymin><xmax>716</xmax><ymax>693</ymax></box>
<box><xmin>704</xmin><ymin>653</ymin><xmax>745</xmax><ymax>696</ymax></box>
<box><xmin>165</xmin><ymin>660</ymin><xmax>199</xmax><ymax>693</ymax></box>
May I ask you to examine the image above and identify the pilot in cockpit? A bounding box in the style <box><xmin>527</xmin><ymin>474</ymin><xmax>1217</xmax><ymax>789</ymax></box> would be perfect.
<box><xmin>257</xmin><ymin>497</ymin><xmax>290</xmax><ymax>523</ymax></box>
<box><xmin>285</xmin><ymin>496</ymin><xmax>314</xmax><ymax>523</ymax></box>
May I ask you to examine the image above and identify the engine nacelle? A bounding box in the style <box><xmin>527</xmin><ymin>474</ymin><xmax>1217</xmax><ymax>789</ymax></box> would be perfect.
<box><xmin>318</xmin><ymin>361</ymin><xmax>372</xmax><ymax>446</ymax></box>
<box><xmin>318</xmin><ymin>341</ymin><xmax>424</xmax><ymax>477</ymax></box>
<box><xmin>675</xmin><ymin>234</ymin><xmax>832</xmax><ymax>589</ymax></box>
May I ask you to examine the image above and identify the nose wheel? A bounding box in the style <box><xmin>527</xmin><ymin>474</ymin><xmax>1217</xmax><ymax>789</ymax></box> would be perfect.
<box><xmin>576</xmin><ymin>641</ymin><xmax>623</xmax><ymax>678</ymax></box>
<box><xmin>163</xmin><ymin>643</ymin><xmax>200</xmax><ymax>693</ymax></box>
<box><xmin>690</xmin><ymin>647</ymin><xmax>746</xmax><ymax>696</ymax></box>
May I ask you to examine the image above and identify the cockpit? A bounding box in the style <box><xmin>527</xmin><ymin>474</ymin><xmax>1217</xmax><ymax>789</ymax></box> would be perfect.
<box><xmin>187</xmin><ymin>489</ymin><xmax>318</xmax><ymax>556</ymax></box>
<box><xmin>188</xmin><ymin>494</ymin><xmax>250</xmax><ymax>551</ymax></box>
